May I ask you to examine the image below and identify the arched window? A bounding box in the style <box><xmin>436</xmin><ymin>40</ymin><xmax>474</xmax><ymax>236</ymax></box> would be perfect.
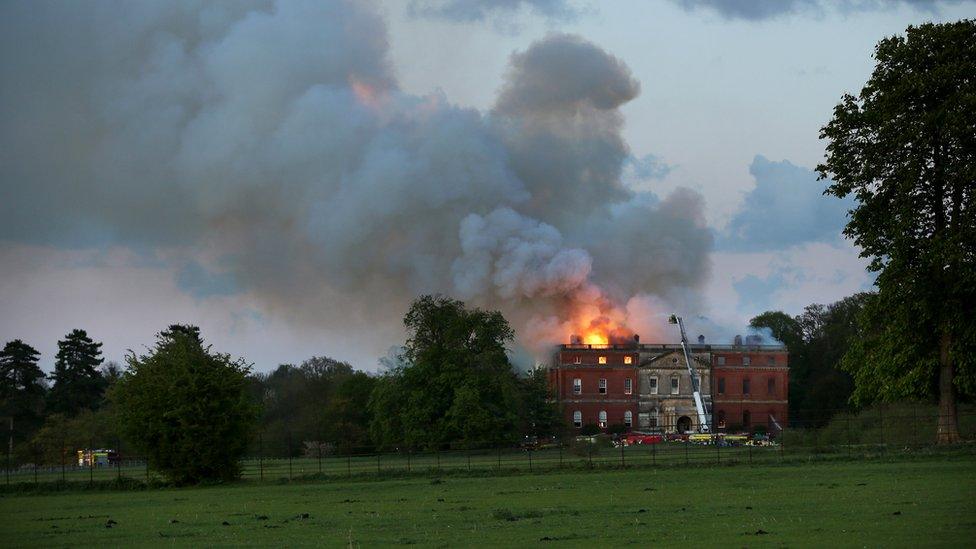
<box><xmin>573</xmin><ymin>410</ymin><xmax>582</xmax><ymax>428</ymax></box>
<box><xmin>598</xmin><ymin>410</ymin><xmax>608</xmax><ymax>428</ymax></box>
<box><xmin>743</xmin><ymin>409</ymin><xmax>751</xmax><ymax>427</ymax></box>
<box><xmin>624</xmin><ymin>410</ymin><xmax>633</xmax><ymax>428</ymax></box>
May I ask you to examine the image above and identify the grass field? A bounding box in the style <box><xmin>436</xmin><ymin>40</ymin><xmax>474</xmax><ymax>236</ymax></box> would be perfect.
<box><xmin>2</xmin><ymin>454</ymin><xmax>974</xmax><ymax>547</ymax></box>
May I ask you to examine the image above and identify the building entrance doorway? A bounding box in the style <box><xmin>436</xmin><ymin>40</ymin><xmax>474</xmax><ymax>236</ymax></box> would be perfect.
<box><xmin>676</xmin><ymin>416</ymin><xmax>692</xmax><ymax>433</ymax></box>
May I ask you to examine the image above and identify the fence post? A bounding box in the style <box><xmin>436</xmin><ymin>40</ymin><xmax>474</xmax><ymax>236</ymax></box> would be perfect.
<box><xmin>116</xmin><ymin>437</ymin><xmax>122</xmax><ymax>481</ymax></box>
<box><xmin>748</xmin><ymin>440</ymin><xmax>752</xmax><ymax>465</ymax></box>
<box><xmin>846</xmin><ymin>414</ymin><xmax>852</xmax><ymax>456</ymax></box>
<box><xmin>497</xmin><ymin>446</ymin><xmax>501</xmax><ymax>470</ymax></box>
<box><xmin>407</xmin><ymin>448</ymin><xmax>411</xmax><ymax>472</ymax></box>
<box><xmin>61</xmin><ymin>438</ymin><xmax>66</xmax><ymax>485</ymax></box>
<box><xmin>347</xmin><ymin>454</ymin><xmax>351</xmax><ymax>477</ymax></box>
<box><xmin>620</xmin><ymin>441</ymin><xmax>625</xmax><ymax>468</ymax></box>
<box><xmin>558</xmin><ymin>443</ymin><xmax>563</xmax><ymax>469</ymax></box>
<box><xmin>466</xmin><ymin>447</ymin><xmax>471</xmax><ymax>471</ymax></box>
<box><xmin>715</xmin><ymin>435</ymin><xmax>720</xmax><ymax>465</ymax></box>
<box><xmin>780</xmin><ymin>427</ymin><xmax>785</xmax><ymax>461</ymax></box>
<box><xmin>376</xmin><ymin>452</ymin><xmax>380</xmax><ymax>474</ymax></box>
<box><xmin>912</xmin><ymin>402</ymin><xmax>918</xmax><ymax>447</ymax></box>
<box><xmin>436</xmin><ymin>448</ymin><xmax>440</xmax><ymax>470</ymax></box>
<box><xmin>89</xmin><ymin>437</ymin><xmax>94</xmax><ymax>486</ymax></box>
<box><xmin>287</xmin><ymin>432</ymin><xmax>293</xmax><ymax>480</ymax></box>
<box><xmin>587</xmin><ymin>444</ymin><xmax>592</xmax><ymax>467</ymax></box>
<box><xmin>318</xmin><ymin>442</ymin><xmax>323</xmax><ymax>474</ymax></box>
<box><xmin>259</xmin><ymin>434</ymin><xmax>264</xmax><ymax>482</ymax></box>
<box><xmin>528</xmin><ymin>448</ymin><xmax>532</xmax><ymax>472</ymax></box>
<box><xmin>879</xmin><ymin>405</ymin><xmax>885</xmax><ymax>451</ymax></box>
<box><xmin>145</xmin><ymin>456</ymin><xmax>150</xmax><ymax>484</ymax></box>
<box><xmin>652</xmin><ymin>441</ymin><xmax>656</xmax><ymax>466</ymax></box>
<box><xmin>684</xmin><ymin>439</ymin><xmax>689</xmax><ymax>466</ymax></box>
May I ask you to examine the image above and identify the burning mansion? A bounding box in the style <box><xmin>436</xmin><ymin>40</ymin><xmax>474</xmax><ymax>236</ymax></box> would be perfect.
<box><xmin>547</xmin><ymin>332</ymin><xmax>789</xmax><ymax>434</ymax></box>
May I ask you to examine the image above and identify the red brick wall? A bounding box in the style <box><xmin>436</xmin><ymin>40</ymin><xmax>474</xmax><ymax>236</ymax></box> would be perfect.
<box><xmin>548</xmin><ymin>364</ymin><xmax>637</xmax><ymax>430</ymax></box>
<box><xmin>711</xmin><ymin>362</ymin><xmax>789</xmax><ymax>429</ymax></box>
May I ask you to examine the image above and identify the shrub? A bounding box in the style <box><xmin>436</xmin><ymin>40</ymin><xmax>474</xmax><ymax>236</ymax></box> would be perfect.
<box><xmin>112</xmin><ymin>327</ymin><xmax>257</xmax><ymax>485</ymax></box>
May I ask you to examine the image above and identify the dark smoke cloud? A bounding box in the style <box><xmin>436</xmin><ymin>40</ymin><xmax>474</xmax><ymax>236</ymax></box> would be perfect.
<box><xmin>671</xmin><ymin>0</ymin><xmax>965</xmax><ymax>20</ymax></box>
<box><xmin>0</xmin><ymin>1</ymin><xmax>711</xmax><ymax>362</ymax></box>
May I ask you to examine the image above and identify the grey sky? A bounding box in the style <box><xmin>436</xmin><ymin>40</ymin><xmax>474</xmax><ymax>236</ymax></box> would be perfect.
<box><xmin>1</xmin><ymin>0</ymin><xmax>972</xmax><ymax>372</ymax></box>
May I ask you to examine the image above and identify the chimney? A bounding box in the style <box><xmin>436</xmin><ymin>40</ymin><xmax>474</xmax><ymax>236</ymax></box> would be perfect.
<box><xmin>633</xmin><ymin>334</ymin><xmax>640</xmax><ymax>343</ymax></box>
<box><xmin>697</xmin><ymin>334</ymin><xmax>705</xmax><ymax>344</ymax></box>
<box><xmin>570</xmin><ymin>334</ymin><xmax>582</xmax><ymax>345</ymax></box>
<box><xmin>734</xmin><ymin>335</ymin><xmax>743</xmax><ymax>346</ymax></box>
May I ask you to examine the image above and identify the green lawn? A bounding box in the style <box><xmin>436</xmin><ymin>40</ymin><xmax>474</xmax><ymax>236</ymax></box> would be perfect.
<box><xmin>2</xmin><ymin>455</ymin><xmax>974</xmax><ymax>547</ymax></box>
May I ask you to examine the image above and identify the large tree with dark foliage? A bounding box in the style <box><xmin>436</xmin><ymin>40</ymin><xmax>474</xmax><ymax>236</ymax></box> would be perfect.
<box><xmin>369</xmin><ymin>295</ymin><xmax>521</xmax><ymax>449</ymax></box>
<box><xmin>47</xmin><ymin>329</ymin><xmax>106</xmax><ymax>416</ymax></box>
<box><xmin>818</xmin><ymin>21</ymin><xmax>976</xmax><ymax>442</ymax></box>
<box><xmin>113</xmin><ymin>326</ymin><xmax>257</xmax><ymax>484</ymax></box>
<box><xmin>0</xmin><ymin>339</ymin><xmax>47</xmax><ymax>438</ymax></box>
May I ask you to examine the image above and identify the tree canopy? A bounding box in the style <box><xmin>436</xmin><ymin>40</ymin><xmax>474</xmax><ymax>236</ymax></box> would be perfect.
<box><xmin>47</xmin><ymin>329</ymin><xmax>106</xmax><ymax>416</ymax></box>
<box><xmin>369</xmin><ymin>295</ymin><xmax>524</xmax><ymax>449</ymax></box>
<box><xmin>112</xmin><ymin>327</ymin><xmax>257</xmax><ymax>484</ymax></box>
<box><xmin>0</xmin><ymin>339</ymin><xmax>47</xmax><ymax>438</ymax></box>
<box><xmin>817</xmin><ymin>20</ymin><xmax>976</xmax><ymax>442</ymax></box>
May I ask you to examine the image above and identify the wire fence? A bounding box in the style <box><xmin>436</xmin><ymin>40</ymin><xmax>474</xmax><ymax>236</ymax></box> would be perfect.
<box><xmin>3</xmin><ymin>404</ymin><xmax>973</xmax><ymax>488</ymax></box>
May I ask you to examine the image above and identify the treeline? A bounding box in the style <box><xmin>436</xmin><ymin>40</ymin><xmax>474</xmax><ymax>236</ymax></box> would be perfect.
<box><xmin>0</xmin><ymin>296</ymin><xmax>562</xmax><ymax>474</ymax></box>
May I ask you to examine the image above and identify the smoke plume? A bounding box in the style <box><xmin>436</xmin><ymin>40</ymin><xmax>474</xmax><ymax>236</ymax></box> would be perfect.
<box><xmin>0</xmin><ymin>1</ymin><xmax>712</xmax><ymax>364</ymax></box>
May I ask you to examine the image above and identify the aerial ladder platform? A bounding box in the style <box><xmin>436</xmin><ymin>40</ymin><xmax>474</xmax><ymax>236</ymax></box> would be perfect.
<box><xmin>668</xmin><ymin>314</ymin><xmax>711</xmax><ymax>433</ymax></box>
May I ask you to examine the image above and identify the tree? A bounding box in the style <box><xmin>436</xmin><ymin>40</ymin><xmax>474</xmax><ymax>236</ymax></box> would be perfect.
<box><xmin>517</xmin><ymin>368</ymin><xmax>564</xmax><ymax>438</ymax></box>
<box><xmin>369</xmin><ymin>295</ymin><xmax>520</xmax><ymax>449</ymax></box>
<box><xmin>47</xmin><ymin>329</ymin><xmax>106</xmax><ymax>416</ymax></box>
<box><xmin>818</xmin><ymin>21</ymin><xmax>976</xmax><ymax>442</ymax></box>
<box><xmin>322</xmin><ymin>371</ymin><xmax>377</xmax><ymax>452</ymax></box>
<box><xmin>0</xmin><ymin>339</ymin><xmax>47</xmax><ymax>441</ymax></box>
<box><xmin>112</xmin><ymin>327</ymin><xmax>257</xmax><ymax>484</ymax></box>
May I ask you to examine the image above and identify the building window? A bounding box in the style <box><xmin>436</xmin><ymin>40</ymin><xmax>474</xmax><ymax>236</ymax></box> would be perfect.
<box><xmin>743</xmin><ymin>410</ymin><xmax>751</xmax><ymax>427</ymax></box>
<box><xmin>649</xmin><ymin>376</ymin><xmax>658</xmax><ymax>394</ymax></box>
<box><xmin>717</xmin><ymin>356</ymin><xmax>726</xmax><ymax>366</ymax></box>
<box><xmin>574</xmin><ymin>355</ymin><xmax>581</xmax><ymax>364</ymax></box>
<box><xmin>624</xmin><ymin>411</ymin><xmax>633</xmax><ymax>428</ymax></box>
<box><xmin>743</xmin><ymin>378</ymin><xmax>751</xmax><ymax>395</ymax></box>
<box><xmin>743</xmin><ymin>356</ymin><xmax>751</xmax><ymax>366</ymax></box>
<box><xmin>767</xmin><ymin>377</ymin><xmax>775</xmax><ymax>395</ymax></box>
<box><xmin>573</xmin><ymin>378</ymin><xmax>581</xmax><ymax>394</ymax></box>
<box><xmin>718</xmin><ymin>377</ymin><xmax>725</xmax><ymax>395</ymax></box>
<box><xmin>573</xmin><ymin>411</ymin><xmax>582</xmax><ymax>428</ymax></box>
<box><xmin>671</xmin><ymin>376</ymin><xmax>679</xmax><ymax>395</ymax></box>
<box><xmin>598</xmin><ymin>410</ymin><xmax>608</xmax><ymax>428</ymax></box>
<box><xmin>598</xmin><ymin>356</ymin><xmax>607</xmax><ymax>364</ymax></box>
<box><xmin>624</xmin><ymin>378</ymin><xmax>632</xmax><ymax>395</ymax></box>
<box><xmin>767</xmin><ymin>356</ymin><xmax>775</xmax><ymax>365</ymax></box>
<box><xmin>650</xmin><ymin>409</ymin><xmax>659</xmax><ymax>428</ymax></box>
<box><xmin>624</xmin><ymin>356</ymin><xmax>633</xmax><ymax>364</ymax></box>
<box><xmin>599</xmin><ymin>378</ymin><xmax>607</xmax><ymax>394</ymax></box>
<box><xmin>716</xmin><ymin>410</ymin><xmax>726</xmax><ymax>429</ymax></box>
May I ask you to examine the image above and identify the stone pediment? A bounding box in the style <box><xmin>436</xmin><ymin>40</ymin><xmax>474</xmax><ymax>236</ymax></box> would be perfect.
<box><xmin>639</xmin><ymin>350</ymin><xmax>709</xmax><ymax>369</ymax></box>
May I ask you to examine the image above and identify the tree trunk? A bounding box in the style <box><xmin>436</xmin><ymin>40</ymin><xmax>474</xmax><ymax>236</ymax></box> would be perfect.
<box><xmin>936</xmin><ymin>329</ymin><xmax>960</xmax><ymax>444</ymax></box>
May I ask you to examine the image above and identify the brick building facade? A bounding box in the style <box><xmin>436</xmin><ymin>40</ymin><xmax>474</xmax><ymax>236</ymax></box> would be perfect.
<box><xmin>548</xmin><ymin>339</ymin><xmax>788</xmax><ymax>434</ymax></box>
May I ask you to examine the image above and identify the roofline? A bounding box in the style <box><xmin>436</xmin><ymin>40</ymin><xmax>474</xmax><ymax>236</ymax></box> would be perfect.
<box><xmin>555</xmin><ymin>343</ymin><xmax>788</xmax><ymax>352</ymax></box>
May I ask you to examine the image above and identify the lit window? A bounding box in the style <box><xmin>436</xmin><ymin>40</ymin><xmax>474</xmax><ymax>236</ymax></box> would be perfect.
<box><xmin>574</xmin><ymin>355</ymin><xmax>581</xmax><ymax>364</ymax></box>
<box><xmin>624</xmin><ymin>378</ymin><xmax>632</xmax><ymax>395</ymax></box>
<box><xmin>598</xmin><ymin>410</ymin><xmax>608</xmax><ymax>428</ymax></box>
<box><xmin>649</xmin><ymin>376</ymin><xmax>658</xmax><ymax>395</ymax></box>
<box><xmin>598</xmin><ymin>356</ymin><xmax>607</xmax><ymax>364</ymax></box>
<box><xmin>624</xmin><ymin>411</ymin><xmax>633</xmax><ymax>428</ymax></box>
<box><xmin>624</xmin><ymin>356</ymin><xmax>633</xmax><ymax>364</ymax></box>
<box><xmin>573</xmin><ymin>378</ymin><xmax>582</xmax><ymax>394</ymax></box>
<box><xmin>717</xmin><ymin>356</ymin><xmax>726</xmax><ymax>366</ymax></box>
<box><xmin>743</xmin><ymin>356</ymin><xmax>751</xmax><ymax>366</ymax></box>
<box><xmin>718</xmin><ymin>378</ymin><xmax>725</xmax><ymax>395</ymax></box>
<box><xmin>743</xmin><ymin>378</ymin><xmax>751</xmax><ymax>395</ymax></box>
<box><xmin>671</xmin><ymin>376</ymin><xmax>679</xmax><ymax>395</ymax></box>
<box><xmin>767</xmin><ymin>377</ymin><xmax>775</xmax><ymax>395</ymax></box>
<box><xmin>598</xmin><ymin>378</ymin><xmax>607</xmax><ymax>394</ymax></box>
<box><xmin>573</xmin><ymin>411</ymin><xmax>582</xmax><ymax>428</ymax></box>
